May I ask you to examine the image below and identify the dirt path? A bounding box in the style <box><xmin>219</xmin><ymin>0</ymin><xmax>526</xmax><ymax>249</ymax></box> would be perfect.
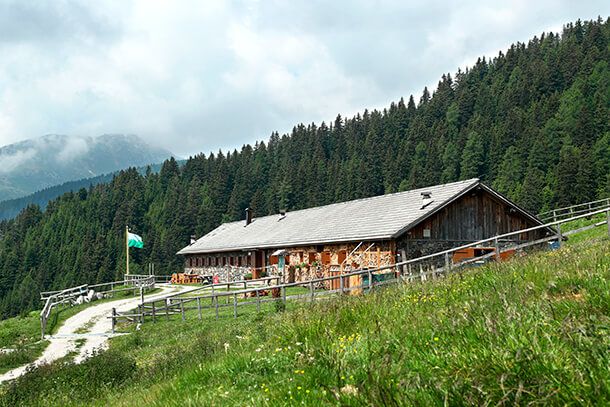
<box><xmin>0</xmin><ymin>284</ymin><xmax>194</xmax><ymax>383</ymax></box>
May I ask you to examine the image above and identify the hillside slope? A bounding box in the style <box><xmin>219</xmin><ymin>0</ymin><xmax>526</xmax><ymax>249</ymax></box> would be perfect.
<box><xmin>0</xmin><ymin>134</ymin><xmax>172</xmax><ymax>201</ymax></box>
<box><xmin>0</xmin><ymin>18</ymin><xmax>607</xmax><ymax>319</ymax></box>
<box><xmin>0</xmin><ymin>162</ymin><xmax>172</xmax><ymax>221</ymax></box>
<box><xmin>1</xmin><ymin>232</ymin><xmax>608</xmax><ymax>406</ymax></box>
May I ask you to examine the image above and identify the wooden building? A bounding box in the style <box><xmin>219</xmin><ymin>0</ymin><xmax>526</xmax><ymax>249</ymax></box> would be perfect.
<box><xmin>177</xmin><ymin>178</ymin><xmax>548</xmax><ymax>283</ymax></box>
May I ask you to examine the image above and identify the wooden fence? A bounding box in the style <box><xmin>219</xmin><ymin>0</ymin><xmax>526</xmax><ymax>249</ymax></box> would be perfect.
<box><xmin>109</xmin><ymin>205</ymin><xmax>610</xmax><ymax>330</ymax></box>
<box><xmin>40</xmin><ymin>275</ymin><xmax>155</xmax><ymax>338</ymax></box>
<box><xmin>538</xmin><ymin>197</ymin><xmax>610</xmax><ymax>222</ymax></box>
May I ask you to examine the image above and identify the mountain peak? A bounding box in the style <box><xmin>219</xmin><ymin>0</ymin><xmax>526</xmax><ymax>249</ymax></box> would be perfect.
<box><xmin>0</xmin><ymin>134</ymin><xmax>173</xmax><ymax>200</ymax></box>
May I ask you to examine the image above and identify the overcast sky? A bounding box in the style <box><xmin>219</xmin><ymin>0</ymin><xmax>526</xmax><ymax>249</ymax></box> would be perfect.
<box><xmin>0</xmin><ymin>1</ymin><xmax>607</xmax><ymax>157</ymax></box>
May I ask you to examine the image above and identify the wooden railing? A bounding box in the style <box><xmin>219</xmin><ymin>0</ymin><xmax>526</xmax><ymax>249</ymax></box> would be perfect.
<box><xmin>40</xmin><ymin>275</ymin><xmax>155</xmax><ymax>339</ymax></box>
<box><xmin>538</xmin><ymin>197</ymin><xmax>610</xmax><ymax>222</ymax></box>
<box><xmin>110</xmin><ymin>205</ymin><xmax>610</xmax><ymax>330</ymax></box>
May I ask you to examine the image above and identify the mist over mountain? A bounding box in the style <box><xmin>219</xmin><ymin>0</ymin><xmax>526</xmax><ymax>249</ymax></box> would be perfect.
<box><xmin>0</xmin><ymin>134</ymin><xmax>173</xmax><ymax>200</ymax></box>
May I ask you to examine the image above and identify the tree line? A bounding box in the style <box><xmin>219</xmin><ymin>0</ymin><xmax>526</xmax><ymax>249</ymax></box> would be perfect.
<box><xmin>0</xmin><ymin>18</ymin><xmax>608</xmax><ymax>318</ymax></box>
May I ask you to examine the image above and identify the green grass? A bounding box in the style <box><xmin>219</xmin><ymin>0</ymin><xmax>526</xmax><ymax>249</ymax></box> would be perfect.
<box><xmin>2</xmin><ymin>234</ymin><xmax>610</xmax><ymax>406</ymax></box>
<box><xmin>563</xmin><ymin>213</ymin><xmax>609</xmax><ymax>245</ymax></box>
<box><xmin>0</xmin><ymin>287</ymin><xmax>159</xmax><ymax>375</ymax></box>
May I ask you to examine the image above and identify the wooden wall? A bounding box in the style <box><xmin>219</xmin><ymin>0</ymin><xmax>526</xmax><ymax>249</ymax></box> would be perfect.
<box><xmin>405</xmin><ymin>187</ymin><xmax>544</xmax><ymax>241</ymax></box>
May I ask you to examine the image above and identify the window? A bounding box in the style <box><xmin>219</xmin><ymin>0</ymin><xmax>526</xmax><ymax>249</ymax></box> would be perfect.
<box><xmin>423</xmin><ymin>229</ymin><xmax>431</xmax><ymax>238</ymax></box>
<box><xmin>269</xmin><ymin>255</ymin><xmax>278</xmax><ymax>265</ymax></box>
<box><xmin>321</xmin><ymin>251</ymin><xmax>331</xmax><ymax>265</ymax></box>
<box><xmin>308</xmin><ymin>252</ymin><xmax>317</xmax><ymax>264</ymax></box>
<box><xmin>337</xmin><ymin>250</ymin><xmax>347</xmax><ymax>265</ymax></box>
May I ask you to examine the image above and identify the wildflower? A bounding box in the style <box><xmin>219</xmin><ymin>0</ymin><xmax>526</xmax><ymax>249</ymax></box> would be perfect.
<box><xmin>255</xmin><ymin>347</ymin><xmax>262</xmax><ymax>352</ymax></box>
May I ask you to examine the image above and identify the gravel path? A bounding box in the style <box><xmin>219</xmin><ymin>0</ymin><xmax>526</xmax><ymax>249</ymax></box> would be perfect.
<box><xmin>0</xmin><ymin>284</ymin><xmax>193</xmax><ymax>383</ymax></box>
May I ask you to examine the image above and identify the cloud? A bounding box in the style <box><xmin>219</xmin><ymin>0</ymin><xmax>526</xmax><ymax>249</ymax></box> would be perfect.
<box><xmin>56</xmin><ymin>136</ymin><xmax>91</xmax><ymax>162</ymax></box>
<box><xmin>0</xmin><ymin>1</ymin><xmax>607</xmax><ymax>157</ymax></box>
<box><xmin>0</xmin><ymin>149</ymin><xmax>37</xmax><ymax>174</ymax></box>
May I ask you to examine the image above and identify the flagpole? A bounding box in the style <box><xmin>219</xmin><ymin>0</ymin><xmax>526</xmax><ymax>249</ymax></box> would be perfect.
<box><xmin>126</xmin><ymin>225</ymin><xmax>130</xmax><ymax>276</ymax></box>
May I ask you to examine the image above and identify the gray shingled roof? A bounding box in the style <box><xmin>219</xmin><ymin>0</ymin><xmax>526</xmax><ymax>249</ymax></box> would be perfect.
<box><xmin>178</xmin><ymin>178</ymin><xmax>509</xmax><ymax>255</ymax></box>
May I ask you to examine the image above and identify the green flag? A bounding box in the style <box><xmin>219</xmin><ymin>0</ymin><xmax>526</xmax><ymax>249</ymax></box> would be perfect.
<box><xmin>127</xmin><ymin>232</ymin><xmax>144</xmax><ymax>249</ymax></box>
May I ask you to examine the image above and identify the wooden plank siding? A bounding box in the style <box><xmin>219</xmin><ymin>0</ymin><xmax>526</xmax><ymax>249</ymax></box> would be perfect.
<box><xmin>406</xmin><ymin>188</ymin><xmax>541</xmax><ymax>241</ymax></box>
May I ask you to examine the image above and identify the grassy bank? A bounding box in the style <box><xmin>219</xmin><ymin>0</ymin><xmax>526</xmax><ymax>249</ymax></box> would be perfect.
<box><xmin>1</xmin><ymin>229</ymin><xmax>609</xmax><ymax>406</ymax></box>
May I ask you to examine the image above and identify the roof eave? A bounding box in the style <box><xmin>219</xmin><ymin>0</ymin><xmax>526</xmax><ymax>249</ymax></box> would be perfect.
<box><xmin>176</xmin><ymin>233</ymin><xmax>396</xmax><ymax>255</ymax></box>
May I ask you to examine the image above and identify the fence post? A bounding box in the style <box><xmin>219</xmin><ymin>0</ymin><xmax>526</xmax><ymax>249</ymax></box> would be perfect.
<box><xmin>165</xmin><ymin>299</ymin><xmax>170</xmax><ymax>320</ymax></box>
<box><xmin>197</xmin><ymin>297</ymin><xmax>202</xmax><ymax>320</ymax></box>
<box><xmin>233</xmin><ymin>293</ymin><xmax>238</xmax><ymax>318</ymax></box>
<box><xmin>111</xmin><ymin>307</ymin><xmax>116</xmax><ymax>334</ymax></box>
<box><xmin>419</xmin><ymin>264</ymin><xmax>425</xmax><ymax>281</ymax></box>
<box><xmin>606</xmin><ymin>209</ymin><xmax>610</xmax><ymax>238</ymax></box>
<box><xmin>557</xmin><ymin>223</ymin><xmax>563</xmax><ymax>248</ymax></box>
<box><xmin>256</xmin><ymin>289</ymin><xmax>261</xmax><ymax>312</ymax></box>
<box><xmin>180</xmin><ymin>300</ymin><xmax>185</xmax><ymax>321</ymax></box>
<box><xmin>339</xmin><ymin>272</ymin><xmax>344</xmax><ymax>294</ymax></box>
<box><xmin>140</xmin><ymin>287</ymin><xmax>144</xmax><ymax>318</ymax></box>
<box><xmin>309</xmin><ymin>281</ymin><xmax>314</xmax><ymax>302</ymax></box>
<box><xmin>215</xmin><ymin>295</ymin><xmax>219</xmax><ymax>319</ymax></box>
<box><xmin>282</xmin><ymin>285</ymin><xmax>287</xmax><ymax>305</ymax></box>
<box><xmin>494</xmin><ymin>238</ymin><xmax>500</xmax><ymax>261</ymax></box>
<box><xmin>368</xmin><ymin>270</ymin><xmax>372</xmax><ymax>291</ymax></box>
<box><xmin>152</xmin><ymin>302</ymin><xmax>156</xmax><ymax>323</ymax></box>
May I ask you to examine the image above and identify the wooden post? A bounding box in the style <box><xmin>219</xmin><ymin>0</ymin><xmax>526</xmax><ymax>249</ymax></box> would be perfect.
<box><xmin>180</xmin><ymin>300</ymin><xmax>185</xmax><ymax>321</ymax></box>
<box><xmin>256</xmin><ymin>289</ymin><xmax>260</xmax><ymax>312</ymax></box>
<box><xmin>215</xmin><ymin>295</ymin><xmax>219</xmax><ymax>319</ymax></box>
<box><xmin>368</xmin><ymin>270</ymin><xmax>372</xmax><ymax>291</ymax></box>
<box><xmin>282</xmin><ymin>285</ymin><xmax>287</xmax><ymax>305</ymax></box>
<box><xmin>339</xmin><ymin>272</ymin><xmax>344</xmax><ymax>294</ymax></box>
<box><xmin>152</xmin><ymin>302</ymin><xmax>156</xmax><ymax>323</ymax></box>
<box><xmin>309</xmin><ymin>281</ymin><xmax>314</xmax><ymax>302</ymax></box>
<box><xmin>197</xmin><ymin>297</ymin><xmax>202</xmax><ymax>320</ymax></box>
<box><xmin>419</xmin><ymin>264</ymin><xmax>425</xmax><ymax>281</ymax></box>
<box><xmin>494</xmin><ymin>238</ymin><xmax>500</xmax><ymax>261</ymax></box>
<box><xmin>140</xmin><ymin>287</ymin><xmax>144</xmax><ymax>311</ymax></box>
<box><xmin>552</xmin><ymin>209</ymin><xmax>557</xmax><ymax>223</ymax></box>
<box><xmin>557</xmin><ymin>223</ymin><xmax>563</xmax><ymax>248</ymax></box>
<box><xmin>165</xmin><ymin>299</ymin><xmax>170</xmax><ymax>320</ymax></box>
<box><xmin>111</xmin><ymin>307</ymin><xmax>116</xmax><ymax>334</ymax></box>
<box><xmin>444</xmin><ymin>252</ymin><xmax>451</xmax><ymax>273</ymax></box>
<box><xmin>606</xmin><ymin>209</ymin><xmax>610</xmax><ymax>238</ymax></box>
<box><xmin>400</xmin><ymin>249</ymin><xmax>407</xmax><ymax>276</ymax></box>
<box><xmin>233</xmin><ymin>293</ymin><xmax>238</xmax><ymax>318</ymax></box>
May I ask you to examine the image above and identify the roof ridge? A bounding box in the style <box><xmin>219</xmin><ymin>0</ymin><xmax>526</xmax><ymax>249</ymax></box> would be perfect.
<box><xmin>221</xmin><ymin>178</ymin><xmax>480</xmax><ymax>227</ymax></box>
